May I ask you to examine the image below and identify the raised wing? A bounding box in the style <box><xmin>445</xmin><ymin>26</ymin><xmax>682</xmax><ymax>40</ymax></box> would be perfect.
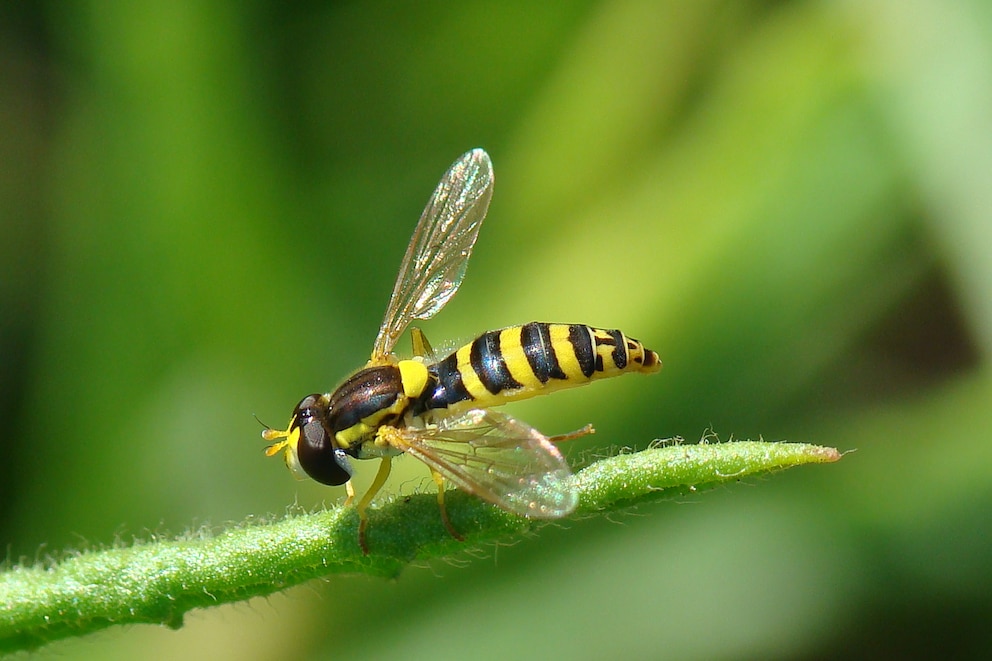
<box><xmin>384</xmin><ymin>409</ymin><xmax>577</xmax><ymax>519</ymax></box>
<box><xmin>371</xmin><ymin>149</ymin><xmax>494</xmax><ymax>361</ymax></box>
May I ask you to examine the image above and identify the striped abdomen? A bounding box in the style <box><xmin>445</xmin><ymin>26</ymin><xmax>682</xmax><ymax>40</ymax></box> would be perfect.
<box><xmin>424</xmin><ymin>322</ymin><xmax>660</xmax><ymax>413</ymax></box>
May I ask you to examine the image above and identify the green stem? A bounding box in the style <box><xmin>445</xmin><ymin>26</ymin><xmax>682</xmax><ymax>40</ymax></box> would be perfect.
<box><xmin>0</xmin><ymin>440</ymin><xmax>839</xmax><ymax>653</ymax></box>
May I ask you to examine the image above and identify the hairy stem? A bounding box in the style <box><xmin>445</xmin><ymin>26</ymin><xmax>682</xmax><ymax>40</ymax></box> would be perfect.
<box><xmin>0</xmin><ymin>439</ymin><xmax>840</xmax><ymax>653</ymax></box>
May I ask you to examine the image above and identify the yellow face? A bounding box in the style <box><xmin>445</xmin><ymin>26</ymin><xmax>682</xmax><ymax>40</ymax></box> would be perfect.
<box><xmin>263</xmin><ymin>420</ymin><xmax>306</xmax><ymax>481</ymax></box>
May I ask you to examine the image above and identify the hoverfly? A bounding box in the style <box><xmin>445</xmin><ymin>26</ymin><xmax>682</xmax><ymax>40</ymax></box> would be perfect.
<box><xmin>264</xmin><ymin>149</ymin><xmax>660</xmax><ymax>553</ymax></box>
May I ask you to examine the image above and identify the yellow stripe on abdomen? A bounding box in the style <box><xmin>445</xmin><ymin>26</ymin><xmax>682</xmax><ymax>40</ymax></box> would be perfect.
<box><xmin>428</xmin><ymin>322</ymin><xmax>661</xmax><ymax>413</ymax></box>
<box><xmin>498</xmin><ymin>326</ymin><xmax>546</xmax><ymax>391</ymax></box>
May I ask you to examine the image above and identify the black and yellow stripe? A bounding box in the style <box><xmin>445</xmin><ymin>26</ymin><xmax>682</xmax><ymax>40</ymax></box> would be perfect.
<box><xmin>425</xmin><ymin>322</ymin><xmax>660</xmax><ymax>413</ymax></box>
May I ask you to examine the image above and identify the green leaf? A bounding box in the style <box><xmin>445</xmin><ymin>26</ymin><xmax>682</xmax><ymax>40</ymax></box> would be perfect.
<box><xmin>0</xmin><ymin>439</ymin><xmax>839</xmax><ymax>653</ymax></box>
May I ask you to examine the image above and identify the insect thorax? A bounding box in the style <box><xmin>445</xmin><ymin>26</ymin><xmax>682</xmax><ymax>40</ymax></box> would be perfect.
<box><xmin>326</xmin><ymin>365</ymin><xmax>403</xmax><ymax>448</ymax></box>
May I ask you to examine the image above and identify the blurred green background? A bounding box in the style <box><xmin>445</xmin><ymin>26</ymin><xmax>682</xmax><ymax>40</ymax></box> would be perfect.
<box><xmin>2</xmin><ymin>1</ymin><xmax>991</xmax><ymax>658</ymax></box>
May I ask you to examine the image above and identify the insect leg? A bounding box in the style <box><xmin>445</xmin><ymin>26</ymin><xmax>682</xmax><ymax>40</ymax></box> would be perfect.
<box><xmin>547</xmin><ymin>424</ymin><xmax>596</xmax><ymax>443</ymax></box>
<box><xmin>356</xmin><ymin>456</ymin><xmax>392</xmax><ymax>554</ymax></box>
<box><xmin>431</xmin><ymin>469</ymin><xmax>464</xmax><ymax>542</ymax></box>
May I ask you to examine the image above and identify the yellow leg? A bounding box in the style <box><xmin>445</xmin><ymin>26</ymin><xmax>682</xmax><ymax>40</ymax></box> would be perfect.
<box><xmin>343</xmin><ymin>480</ymin><xmax>356</xmax><ymax>507</ymax></box>
<box><xmin>548</xmin><ymin>423</ymin><xmax>596</xmax><ymax>443</ymax></box>
<box><xmin>431</xmin><ymin>469</ymin><xmax>464</xmax><ymax>541</ymax></box>
<box><xmin>356</xmin><ymin>456</ymin><xmax>392</xmax><ymax>554</ymax></box>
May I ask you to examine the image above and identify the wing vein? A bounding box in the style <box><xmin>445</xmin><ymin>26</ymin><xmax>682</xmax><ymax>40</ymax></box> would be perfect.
<box><xmin>372</xmin><ymin>149</ymin><xmax>494</xmax><ymax>360</ymax></box>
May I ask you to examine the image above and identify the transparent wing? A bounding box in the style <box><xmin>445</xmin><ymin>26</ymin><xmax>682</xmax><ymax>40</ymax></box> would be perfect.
<box><xmin>371</xmin><ymin>149</ymin><xmax>494</xmax><ymax>361</ymax></box>
<box><xmin>385</xmin><ymin>409</ymin><xmax>577</xmax><ymax>519</ymax></box>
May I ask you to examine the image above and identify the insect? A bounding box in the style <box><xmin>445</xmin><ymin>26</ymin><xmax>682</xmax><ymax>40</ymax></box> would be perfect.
<box><xmin>263</xmin><ymin>149</ymin><xmax>661</xmax><ymax>553</ymax></box>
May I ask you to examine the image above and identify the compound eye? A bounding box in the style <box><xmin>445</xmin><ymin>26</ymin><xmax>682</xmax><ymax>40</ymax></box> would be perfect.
<box><xmin>293</xmin><ymin>394</ymin><xmax>323</xmax><ymax>421</ymax></box>
<box><xmin>296</xmin><ymin>415</ymin><xmax>353</xmax><ymax>487</ymax></box>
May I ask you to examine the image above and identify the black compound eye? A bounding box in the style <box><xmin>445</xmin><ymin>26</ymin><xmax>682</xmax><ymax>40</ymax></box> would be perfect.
<box><xmin>293</xmin><ymin>394</ymin><xmax>323</xmax><ymax>422</ymax></box>
<box><xmin>295</xmin><ymin>411</ymin><xmax>353</xmax><ymax>487</ymax></box>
